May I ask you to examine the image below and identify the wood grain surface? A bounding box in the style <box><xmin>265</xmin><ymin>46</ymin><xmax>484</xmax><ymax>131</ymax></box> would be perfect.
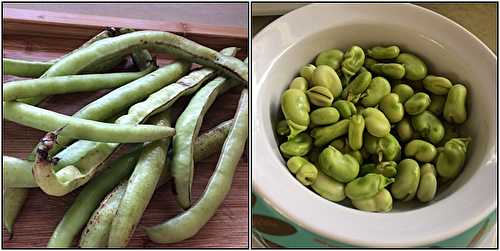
<box><xmin>2</xmin><ymin>11</ymin><xmax>248</xmax><ymax>248</ymax></box>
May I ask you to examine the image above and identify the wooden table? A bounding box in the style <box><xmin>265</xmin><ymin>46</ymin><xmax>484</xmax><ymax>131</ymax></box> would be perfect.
<box><xmin>3</xmin><ymin>6</ymin><xmax>248</xmax><ymax>248</ymax></box>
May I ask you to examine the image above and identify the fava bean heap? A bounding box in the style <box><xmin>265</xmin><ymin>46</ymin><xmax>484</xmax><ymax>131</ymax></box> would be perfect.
<box><xmin>277</xmin><ymin>45</ymin><xmax>470</xmax><ymax>212</ymax></box>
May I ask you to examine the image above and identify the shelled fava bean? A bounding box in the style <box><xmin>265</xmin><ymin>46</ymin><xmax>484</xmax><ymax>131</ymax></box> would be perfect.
<box><xmin>277</xmin><ymin>45</ymin><xmax>471</xmax><ymax>212</ymax></box>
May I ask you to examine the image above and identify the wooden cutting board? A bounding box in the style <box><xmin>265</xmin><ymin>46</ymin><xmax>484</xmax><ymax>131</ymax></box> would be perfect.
<box><xmin>2</xmin><ymin>7</ymin><xmax>248</xmax><ymax>248</ymax></box>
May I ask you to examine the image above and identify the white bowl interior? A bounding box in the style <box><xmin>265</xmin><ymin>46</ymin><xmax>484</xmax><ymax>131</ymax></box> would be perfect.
<box><xmin>253</xmin><ymin>3</ymin><xmax>497</xmax><ymax>247</ymax></box>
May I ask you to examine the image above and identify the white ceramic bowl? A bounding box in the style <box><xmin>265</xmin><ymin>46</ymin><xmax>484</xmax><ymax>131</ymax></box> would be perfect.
<box><xmin>252</xmin><ymin>3</ymin><xmax>497</xmax><ymax>247</ymax></box>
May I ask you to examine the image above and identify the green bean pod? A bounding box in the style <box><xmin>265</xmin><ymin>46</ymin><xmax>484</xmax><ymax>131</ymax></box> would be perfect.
<box><xmin>49</xmin><ymin>119</ymin><xmax>235</xmax><ymax>248</ymax></box>
<box><xmin>4</xmin><ymin>101</ymin><xmax>175</xmax><ymax>143</ymax></box>
<box><xmin>3</xmin><ymin>58</ymin><xmax>53</xmax><ymax>78</ymax></box>
<box><xmin>318</xmin><ymin>145</ymin><xmax>359</xmax><ymax>183</ymax></box>
<box><xmin>79</xmin><ymin>182</ymin><xmax>127</xmax><ymax>248</ymax></box>
<box><xmin>3</xmin><ymin>156</ymin><xmax>37</xmax><ymax>188</ymax></box>
<box><xmin>348</xmin><ymin>115</ymin><xmax>365</xmax><ymax>150</ymax></box>
<box><xmin>146</xmin><ymin>89</ymin><xmax>248</xmax><ymax>244</ymax></box>
<box><xmin>43</xmin><ymin>31</ymin><xmax>248</xmax><ymax>83</ymax></box>
<box><xmin>108</xmin><ymin>111</ymin><xmax>172</xmax><ymax>247</ymax></box>
<box><xmin>417</xmin><ymin>163</ymin><xmax>438</xmax><ymax>203</ymax></box>
<box><xmin>310</xmin><ymin>119</ymin><xmax>350</xmax><ymax>147</ymax></box>
<box><xmin>3</xmin><ymin>66</ymin><xmax>155</xmax><ymax>101</ymax></box>
<box><xmin>172</xmin><ymin>76</ymin><xmax>239</xmax><ymax>209</ymax></box>
<box><xmin>443</xmin><ymin>84</ymin><xmax>468</xmax><ymax>124</ymax></box>
<box><xmin>3</xmin><ymin>188</ymin><xmax>29</xmax><ymax>236</ymax></box>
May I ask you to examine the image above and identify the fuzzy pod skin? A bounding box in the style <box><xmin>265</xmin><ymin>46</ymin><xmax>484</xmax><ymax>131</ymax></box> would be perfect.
<box><xmin>146</xmin><ymin>89</ymin><xmax>248</xmax><ymax>244</ymax></box>
<box><xmin>171</xmin><ymin>75</ymin><xmax>239</xmax><ymax>209</ymax></box>
<box><xmin>3</xmin><ymin>156</ymin><xmax>37</xmax><ymax>188</ymax></box>
<box><xmin>3</xmin><ymin>188</ymin><xmax>29</xmax><ymax>236</ymax></box>
<box><xmin>3</xmin><ymin>58</ymin><xmax>53</xmax><ymax>78</ymax></box>
<box><xmin>50</xmin><ymin>118</ymin><xmax>236</xmax><ymax>248</ymax></box>
<box><xmin>42</xmin><ymin>30</ymin><xmax>248</xmax><ymax>84</ymax></box>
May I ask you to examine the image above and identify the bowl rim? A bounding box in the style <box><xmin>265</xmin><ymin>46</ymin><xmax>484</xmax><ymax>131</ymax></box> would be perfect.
<box><xmin>252</xmin><ymin>3</ymin><xmax>497</xmax><ymax>247</ymax></box>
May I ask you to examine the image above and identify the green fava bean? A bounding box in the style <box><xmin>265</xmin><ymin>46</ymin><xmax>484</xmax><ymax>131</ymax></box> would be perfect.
<box><xmin>436</xmin><ymin>138</ymin><xmax>471</xmax><ymax>178</ymax></box>
<box><xmin>343</xmin><ymin>70</ymin><xmax>372</xmax><ymax>100</ymax></box>
<box><xmin>300</xmin><ymin>64</ymin><xmax>316</xmax><ymax>82</ymax></box>
<box><xmin>312</xmin><ymin>65</ymin><xmax>343</xmax><ymax>98</ymax></box>
<box><xmin>318</xmin><ymin>145</ymin><xmax>359</xmax><ymax>183</ymax></box>
<box><xmin>391</xmin><ymin>158</ymin><xmax>420</xmax><ymax>201</ymax></box>
<box><xmin>311</xmin><ymin>119</ymin><xmax>350</xmax><ymax>147</ymax></box>
<box><xmin>286</xmin><ymin>156</ymin><xmax>310</xmax><ymax>174</ymax></box>
<box><xmin>311</xmin><ymin>171</ymin><xmax>346</xmax><ymax>202</ymax></box>
<box><xmin>289</xmin><ymin>77</ymin><xmax>309</xmax><ymax>91</ymax></box>
<box><xmin>375</xmin><ymin>63</ymin><xmax>405</xmax><ymax>79</ymax></box>
<box><xmin>411</xmin><ymin>111</ymin><xmax>445</xmax><ymax>144</ymax></box>
<box><xmin>417</xmin><ymin>163</ymin><xmax>438</xmax><ymax>203</ymax></box>
<box><xmin>396</xmin><ymin>53</ymin><xmax>428</xmax><ymax>81</ymax></box>
<box><xmin>396</xmin><ymin>117</ymin><xmax>414</xmax><ymax>142</ymax></box>
<box><xmin>280</xmin><ymin>133</ymin><xmax>313</xmax><ymax>157</ymax></box>
<box><xmin>360</xmin><ymin>161</ymin><xmax>397</xmax><ymax>177</ymax></box>
<box><xmin>364</xmin><ymin>58</ymin><xmax>382</xmax><ymax>75</ymax></box>
<box><xmin>405</xmin><ymin>139</ymin><xmax>437</xmax><ymax>162</ymax></box>
<box><xmin>342</xmin><ymin>45</ymin><xmax>365</xmax><ymax>78</ymax></box>
<box><xmin>310</xmin><ymin>107</ymin><xmax>340</xmax><ymax>125</ymax></box>
<box><xmin>367</xmin><ymin>45</ymin><xmax>400</xmax><ymax>59</ymax></box>
<box><xmin>281</xmin><ymin>88</ymin><xmax>310</xmax><ymax>138</ymax></box>
<box><xmin>306</xmin><ymin>86</ymin><xmax>334</xmax><ymax>107</ymax></box>
<box><xmin>345</xmin><ymin>173</ymin><xmax>394</xmax><ymax>200</ymax></box>
<box><xmin>333</xmin><ymin>100</ymin><xmax>357</xmax><ymax>119</ymax></box>
<box><xmin>379</xmin><ymin>93</ymin><xmax>404</xmax><ymax>123</ymax></box>
<box><xmin>315</xmin><ymin>49</ymin><xmax>344</xmax><ymax>70</ymax></box>
<box><xmin>443</xmin><ymin>84</ymin><xmax>468</xmax><ymax>124</ymax></box>
<box><xmin>352</xmin><ymin>188</ymin><xmax>393</xmax><ymax>212</ymax></box>
<box><xmin>330</xmin><ymin>138</ymin><xmax>346</xmax><ymax>151</ymax></box>
<box><xmin>347</xmin><ymin>150</ymin><xmax>364</xmax><ymax>165</ymax></box>
<box><xmin>393</xmin><ymin>84</ymin><xmax>415</xmax><ymax>103</ymax></box>
<box><xmin>428</xmin><ymin>94</ymin><xmax>446</xmax><ymax>116</ymax></box>
<box><xmin>348</xmin><ymin>115</ymin><xmax>365</xmax><ymax>150</ymax></box>
<box><xmin>296</xmin><ymin>163</ymin><xmax>318</xmax><ymax>186</ymax></box>
<box><xmin>404</xmin><ymin>92</ymin><xmax>431</xmax><ymax>115</ymax></box>
<box><xmin>361</xmin><ymin>107</ymin><xmax>391</xmax><ymax>137</ymax></box>
<box><xmin>423</xmin><ymin>75</ymin><xmax>453</xmax><ymax>95</ymax></box>
<box><xmin>378</xmin><ymin>134</ymin><xmax>401</xmax><ymax>161</ymax></box>
<box><xmin>276</xmin><ymin>120</ymin><xmax>290</xmax><ymax>136</ymax></box>
<box><xmin>360</xmin><ymin>77</ymin><xmax>391</xmax><ymax>107</ymax></box>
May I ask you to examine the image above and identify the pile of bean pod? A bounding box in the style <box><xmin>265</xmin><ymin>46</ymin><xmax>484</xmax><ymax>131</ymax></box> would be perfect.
<box><xmin>277</xmin><ymin>45</ymin><xmax>470</xmax><ymax>212</ymax></box>
<box><xmin>3</xmin><ymin>28</ymin><xmax>248</xmax><ymax>247</ymax></box>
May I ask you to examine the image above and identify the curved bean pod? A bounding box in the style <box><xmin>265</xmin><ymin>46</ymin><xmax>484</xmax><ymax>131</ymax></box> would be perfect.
<box><xmin>3</xmin><ymin>188</ymin><xmax>29</xmax><ymax>237</ymax></box>
<box><xmin>146</xmin><ymin>89</ymin><xmax>248</xmax><ymax>244</ymax></box>
<box><xmin>108</xmin><ymin>111</ymin><xmax>171</xmax><ymax>247</ymax></box>
<box><xmin>3</xmin><ymin>156</ymin><xmax>37</xmax><ymax>188</ymax></box>
<box><xmin>78</xmin><ymin>119</ymin><xmax>234</xmax><ymax>247</ymax></box>
<box><xmin>43</xmin><ymin>30</ymin><xmax>248</xmax><ymax>83</ymax></box>
<box><xmin>3</xmin><ymin>58</ymin><xmax>52</xmax><ymax>78</ymax></box>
